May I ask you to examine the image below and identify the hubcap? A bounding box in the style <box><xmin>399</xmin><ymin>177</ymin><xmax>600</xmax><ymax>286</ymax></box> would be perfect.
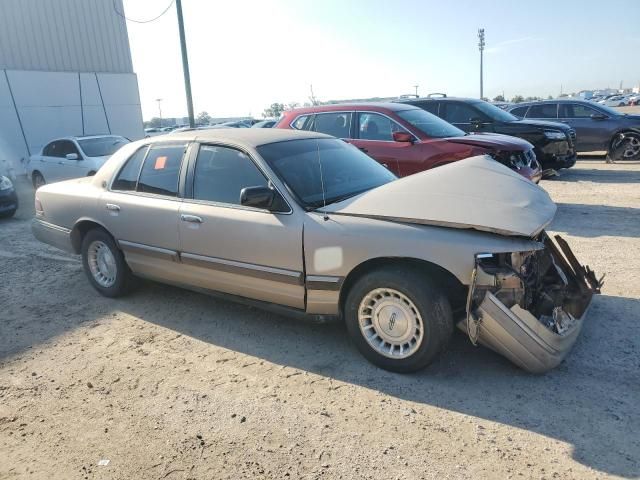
<box><xmin>623</xmin><ymin>136</ymin><xmax>640</xmax><ymax>159</ymax></box>
<box><xmin>358</xmin><ymin>288</ymin><xmax>424</xmax><ymax>359</ymax></box>
<box><xmin>87</xmin><ymin>240</ymin><xmax>117</xmax><ymax>288</ymax></box>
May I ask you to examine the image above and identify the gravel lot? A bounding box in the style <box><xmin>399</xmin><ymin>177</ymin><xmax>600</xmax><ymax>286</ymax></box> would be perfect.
<box><xmin>1</xmin><ymin>159</ymin><xmax>639</xmax><ymax>479</ymax></box>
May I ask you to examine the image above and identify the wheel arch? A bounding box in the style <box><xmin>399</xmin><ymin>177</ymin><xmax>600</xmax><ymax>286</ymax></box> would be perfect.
<box><xmin>70</xmin><ymin>218</ymin><xmax>113</xmax><ymax>254</ymax></box>
<box><xmin>338</xmin><ymin>257</ymin><xmax>467</xmax><ymax>316</ymax></box>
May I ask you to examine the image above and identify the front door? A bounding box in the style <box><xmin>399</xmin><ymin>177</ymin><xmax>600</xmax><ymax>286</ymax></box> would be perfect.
<box><xmin>178</xmin><ymin>143</ymin><xmax>305</xmax><ymax>309</ymax></box>
<box><xmin>558</xmin><ymin>103</ymin><xmax>610</xmax><ymax>151</ymax></box>
<box><xmin>98</xmin><ymin>143</ymin><xmax>187</xmax><ymax>280</ymax></box>
<box><xmin>347</xmin><ymin>112</ymin><xmax>412</xmax><ymax>175</ymax></box>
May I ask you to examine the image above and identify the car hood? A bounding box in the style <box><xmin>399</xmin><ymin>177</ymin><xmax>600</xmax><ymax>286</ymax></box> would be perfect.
<box><xmin>445</xmin><ymin>133</ymin><xmax>532</xmax><ymax>151</ymax></box>
<box><xmin>321</xmin><ymin>155</ymin><xmax>556</xmax><ymax>238</ymax></box>
<box><xmin>513</xmin><ymin>119</ymin><xmax>572</xmax><ymax>131</ymax></box>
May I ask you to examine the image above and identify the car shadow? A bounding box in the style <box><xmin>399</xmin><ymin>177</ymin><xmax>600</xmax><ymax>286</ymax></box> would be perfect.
<box><xmin>551</xmin><ymin>203</ymin><xmax>640</xmax><ymax>238</ymax></box>
<box><xmin>547</xmin><ymin>166</ymin><xmax>640</xmax><ymax>184</ymax></box>
<box><xmin>107</xmin><ymin>282</ymin><xmax>639</xmax><ymax>478</ymax></box>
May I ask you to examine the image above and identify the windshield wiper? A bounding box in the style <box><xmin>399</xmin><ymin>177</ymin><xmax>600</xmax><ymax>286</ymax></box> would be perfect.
<box><xmin>310</xmin><ymin>188</ymin><xmax>372</xmax><ymax>211</ymax></box>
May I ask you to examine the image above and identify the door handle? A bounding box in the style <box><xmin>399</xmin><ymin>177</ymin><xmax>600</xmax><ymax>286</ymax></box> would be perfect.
<box><xmin>181</xmin><ymin>214</ymin><xmax>203</xmax><ymax>224</ymax></box>
<box><xmin>105</xmin><ymin>203</ymin><xmax>120</xmax><ymax>211</ymax></box>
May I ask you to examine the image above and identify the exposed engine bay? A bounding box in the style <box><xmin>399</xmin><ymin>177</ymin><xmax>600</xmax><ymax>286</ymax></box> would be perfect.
<box><xmin>460</xmin><ymin>232</ymin><xmax>603</xmax><ymax>373</ymax></box>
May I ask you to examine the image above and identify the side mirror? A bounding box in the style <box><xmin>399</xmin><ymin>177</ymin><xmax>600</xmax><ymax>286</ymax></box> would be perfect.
<box><xmin>240</xmin><ymin>186</ymin><xmax>275</xmax><ymax>210</ymax></box>
<box><xmin>65</xmin><ymin>153</ymin><xmax>79</xmax><ymax>160</ymax></box>
<box><xmin>392</xmin><ymin>131</ymin><xmax>413</xmax><ymax>143</ymax></box>
<box><xmin>590</xmin><ymin>113</ymin><xmax>607</xmax><ymax>120</ymax></box>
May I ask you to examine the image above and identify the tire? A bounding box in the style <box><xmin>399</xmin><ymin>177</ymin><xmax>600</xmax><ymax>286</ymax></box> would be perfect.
<box><xmin>0</xmin><ymin>208</ymin><xmax>16</xmax><ymax>218</ymax></box>
<box><xmin>32</xmin><ymin>172</ymin><xmax>45</xmax><ymax>189</ymax></box>
<box><xmin>81</xmin><ymin>228</ymin><xmax>136</xmax><ymax>297</ymax></box>
<box><xmin>344</xmin><ymin>266</ymin><xmax>453</xmax><ymax>373</ymax></box>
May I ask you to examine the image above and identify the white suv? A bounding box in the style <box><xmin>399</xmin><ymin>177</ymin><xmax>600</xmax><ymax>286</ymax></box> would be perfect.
<box><xmin>27</xmin><ymin>135</ymin><xmax>129</xmax><ymax>187</ymax></box>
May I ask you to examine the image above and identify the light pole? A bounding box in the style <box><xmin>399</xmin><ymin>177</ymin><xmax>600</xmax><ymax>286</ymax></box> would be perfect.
<box><xmin>478</xmin><ymin>28</ymin><xmax>485</xmax><ymax>99</ymax></box>
<box><xmin>413</xmin><ymin>85</ymin><xmax>419</xmax><ymax>97</ymax></box>
<box><xmin>156</xmin><ymin>98</ymin><xmax>163</xmax><ymax>127</ymax></box>
<box><xmin>176</xmin><ymin>0</ymin><xmax>195</xmax><ymax>128</ymax></box>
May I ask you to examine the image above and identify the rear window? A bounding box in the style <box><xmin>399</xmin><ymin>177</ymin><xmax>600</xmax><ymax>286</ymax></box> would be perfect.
<box><xmin>136</xmin><ymin>145</ymin><xmax>185</xmax><ymax>196</ymax></box>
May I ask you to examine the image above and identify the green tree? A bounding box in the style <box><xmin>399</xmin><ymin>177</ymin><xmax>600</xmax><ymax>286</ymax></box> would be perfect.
<box><xmin>196</xmin><ymin>111</ymin><xmax>212</xmax><ymax>125</ymax></box>
<box><xmin>144</xmin><ymin>117</ymin><xmax>162</xmax><ymax>128</ymax></box>
<box><xmin>263</xmin><ymin>102</ymin><xmax>286</xmax><ymax>118</ymax></box>
<box><xmin>493</xmin><ymin>95</ymin><xmax>505</xmax><ymax>102</ymax></box>
<box><xmin>511</xmin><ymin>95</ymin><xmax>525</xmax><ymax>103</ymax></box>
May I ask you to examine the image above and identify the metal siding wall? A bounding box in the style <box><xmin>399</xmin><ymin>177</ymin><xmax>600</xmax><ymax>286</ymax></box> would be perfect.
<box><xmin>0</xmin><ymin>0</ymin><xmax>133</xmax><ymax>73</ymax></box>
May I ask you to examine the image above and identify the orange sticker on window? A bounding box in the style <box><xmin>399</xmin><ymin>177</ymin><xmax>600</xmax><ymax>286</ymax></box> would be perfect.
<box><xmin>154</xmin><ymin>156</ymin><xmax>167</xmax><ymax>170</ymax></box>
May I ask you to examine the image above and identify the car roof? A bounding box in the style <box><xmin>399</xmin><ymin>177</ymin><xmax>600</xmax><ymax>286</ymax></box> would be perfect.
<box><xmin>507</xmin><ymin>99</ymin><xmax>596</xmax><ymax>107</ymax></box>
<box><xmin>160</xmin><ymin>128</ymin><xmax>332</xmax><ymax>147</ymax></box>
<box><xmin>397</xmin><ymin>97</ymin><xmax>483</xmax><ymax>103</ymax></box>
<box><xmin>46</xmin><ymin>134</ymin><xmax>125</xmax><ymax>143</ymax></box>
<box><xmin>285</xmin><ymin>102</ymin><xmax>418</xmax><ymax>115</ymax></box>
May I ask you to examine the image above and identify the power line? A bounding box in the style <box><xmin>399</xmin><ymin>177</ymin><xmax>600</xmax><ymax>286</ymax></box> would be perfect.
<box><xmin>112</xmin><ymin>0</ymin><xmax>175</xmax><ymax>24</ymax></box>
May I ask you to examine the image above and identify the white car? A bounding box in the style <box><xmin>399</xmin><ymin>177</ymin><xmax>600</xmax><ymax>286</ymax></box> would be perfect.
<box><xmin>599</xmin><ymin>95</ymin><xmax>628</xmax><ymax>107</ymax></box>
<box><xmin>27</xmin><ymin>135</ymin><xmax>129</xmax><ymax>188</ymax></box>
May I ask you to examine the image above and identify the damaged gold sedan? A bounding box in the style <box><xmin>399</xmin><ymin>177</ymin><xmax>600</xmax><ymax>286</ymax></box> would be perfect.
<box><xmin>32</xmin><ymin>130</ymin><xmax>601</xmax><ymax>373</ymax></box>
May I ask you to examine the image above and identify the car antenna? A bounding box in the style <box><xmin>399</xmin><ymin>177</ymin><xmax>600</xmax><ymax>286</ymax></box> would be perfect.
<box><xmin>316</xmin><ymin>141</ymin><xmax>329</xmax><ymax>221</ymax></box>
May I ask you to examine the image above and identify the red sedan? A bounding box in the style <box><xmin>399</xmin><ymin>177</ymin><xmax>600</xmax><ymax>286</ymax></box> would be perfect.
<box><xmin>276</xmin><ymin>103</ymin><xmax>542</xmax><ymax>182</ymax></box>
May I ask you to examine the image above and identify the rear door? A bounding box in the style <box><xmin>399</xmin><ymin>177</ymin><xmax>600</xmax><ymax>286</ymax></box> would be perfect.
<box><xmin>178</xmin><ymin>143</ymin><xmax>304</xmax><ymax>308</ymax></box>
<box><xmin>99</xmin><ymin>143</ymin><xmax>187</xmax><ymax>281</ymax></box>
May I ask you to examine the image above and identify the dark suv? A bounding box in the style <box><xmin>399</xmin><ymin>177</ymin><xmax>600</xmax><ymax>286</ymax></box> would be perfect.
<box><xmin>506</xmin><ymin>99</ymin><xmax>640</xmax><ymax>158</ymax></box>
<box><xmin>399</xmin><ymin>96</ymin><xmax>577</xmax><ymax>171</ymax></box>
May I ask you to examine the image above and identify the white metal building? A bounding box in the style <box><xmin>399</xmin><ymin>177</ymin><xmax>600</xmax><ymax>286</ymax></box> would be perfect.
<box><xmin>0</xmin><ymin>0</ymin><xmax>144</xmax><ymax>174</ymax></box>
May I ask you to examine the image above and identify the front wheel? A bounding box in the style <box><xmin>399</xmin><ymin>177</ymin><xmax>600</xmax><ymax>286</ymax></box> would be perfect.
<box><xmin>344</xmin><ymin>267</ymin><xmax>453</xmax><ymax>373</ymax></box>
<box><xmin>81</xmin><ymin>228</ymin><xmax>135</xmax><ymax>297</ymax></box>
<box><xmin>32</xmin><ymin>172</ymin><xmax>45</xmax><ymax>189</ymax></box>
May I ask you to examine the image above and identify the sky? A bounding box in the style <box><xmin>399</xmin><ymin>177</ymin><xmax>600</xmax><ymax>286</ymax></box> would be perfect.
<box><xmin>122</xmin><ymin>0</ymin><xmax>640</xmax><ymax>120</ymax></box>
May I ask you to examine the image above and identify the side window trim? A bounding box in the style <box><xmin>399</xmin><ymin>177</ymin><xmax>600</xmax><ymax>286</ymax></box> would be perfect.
<box><xmin>184</xmin><ymin>142</ymin><xmax>292</xmax><ymax>214</ymax></box>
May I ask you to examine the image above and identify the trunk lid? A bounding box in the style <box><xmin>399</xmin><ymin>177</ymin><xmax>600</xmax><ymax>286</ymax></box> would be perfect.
<box><xmin>321</xmin><ymin>155</ymin><xmax>556</xmax><ymax>238</ymax></box>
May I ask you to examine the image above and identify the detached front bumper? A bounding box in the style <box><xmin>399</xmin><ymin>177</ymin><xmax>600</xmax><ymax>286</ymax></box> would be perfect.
<box><xmin>459</xmin><ymin>233</ymin><xmax>602</xmax><ymax>373</ymax></box>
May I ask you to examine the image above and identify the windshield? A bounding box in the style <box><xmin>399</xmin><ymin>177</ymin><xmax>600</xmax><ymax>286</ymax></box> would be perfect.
<box><xmin>78</xmin><ymin>136</ymin><xmax>129</xmax><ymax>157</ymax></box>
<box><xmin>473</xmin><ymin>101</ymin><xmax>519</xmax><ymax>122</ymax></box>
<box><xmin>257</xmin><ymin>138</ymin><xmax>396</xmax><ymax>209</ymax></box>
<box><xmin>396</xmin><ymin>109</ymin><xmax>465</xmax><ymax>138</ymax></box>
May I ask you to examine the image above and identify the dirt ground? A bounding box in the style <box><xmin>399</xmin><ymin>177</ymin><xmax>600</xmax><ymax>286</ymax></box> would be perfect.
<box><xmin>1</xmin><ymin>159</ymin><xmax>639</xmax><ymax>480</ymax></box>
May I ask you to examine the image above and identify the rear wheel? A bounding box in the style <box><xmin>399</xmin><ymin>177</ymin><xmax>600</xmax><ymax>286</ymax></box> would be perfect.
<box><xmin>344</xmin><ymin>267</ymin><xmax>453</xmax><ymax>373</ymax></box>
<box><xmin>81</xmin><ymin>228</ymin><xmax>135</xmax><ymax>297</ymax></box>
<box><xmin>609</xmin><ymin>132</ymin><xmax>640</xmax><ymax>161</ymax></box>
<box><xmin>32</xmin><ymin>172</ymin><xmax>45</xmax><ymax>189</ymax></box>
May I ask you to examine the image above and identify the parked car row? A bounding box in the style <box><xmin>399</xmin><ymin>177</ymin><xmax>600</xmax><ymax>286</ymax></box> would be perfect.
<box><xmin>276</xmin><ymin>102</ymin><xmax>543</xmax><ymax>181</ymax></box>
<box><xmin>31</xmin><ymin>129</ymin><xmax>602</xmax><ymax>374</ymax></box>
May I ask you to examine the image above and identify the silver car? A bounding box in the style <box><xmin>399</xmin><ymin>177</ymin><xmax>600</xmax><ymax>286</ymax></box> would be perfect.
<box><xmin>32</xmin><ymin>129</ymin><xmax>601</xmax><ymax>373</ymax></box>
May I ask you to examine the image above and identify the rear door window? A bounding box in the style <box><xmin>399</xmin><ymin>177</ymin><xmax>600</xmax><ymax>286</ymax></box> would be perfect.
<box><xmin>43</xmin><ymin>141</ymin><xmax>58</xmax><ymax>157</ymax></box>
<box><xmin>418</xmin><ymin>101</ymin><xmax>439</xmax><ymax>115</ymax></box>
<box><xmin>112</xmin><ymin>146</ymin><xmax>148</xmax><ymax>191</ymax></box>
<box><xmin>312</xmin><ymin>112</ymin><xmax>352</xmax><ymax>138</ymax></box>
<box><xmin>526</xmin><ymin>104</ymin><xmax>558</xmax><ymax>119</ymax></box>
<box><xmin>136</xmin><ymin>145</ymin><xmax>186</xmax><ymax>197</ymax></box>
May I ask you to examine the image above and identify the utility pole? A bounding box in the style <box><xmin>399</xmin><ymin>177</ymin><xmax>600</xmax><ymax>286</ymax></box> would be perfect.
<box><xmin>176</xmin><ymin>0</ymin><xmax>195</xmax><ymax>128</ymax></box>
<box><xmin>413</xmin><ymin>85</ymin><xmax>419</xmax><ymax>97</ymax></box>
<box><xmin>478</xmin><ymin>28</ymin><xmax>485</xmax><ymax>99</ymax></box>
<box><xmin>156</xmin><ymin>98</ymin><xmax>163</xmax><ymax>127</ymax></box>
